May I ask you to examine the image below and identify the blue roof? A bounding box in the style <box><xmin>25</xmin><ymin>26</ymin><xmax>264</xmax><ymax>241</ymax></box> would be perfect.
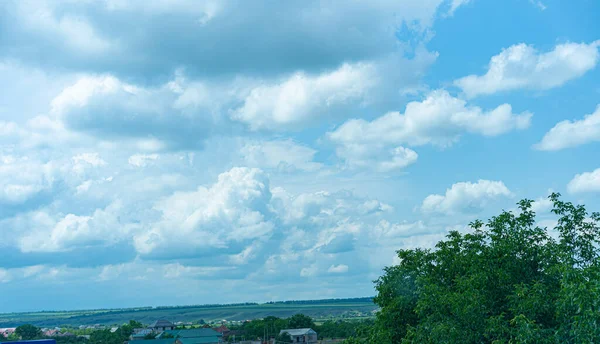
<box><xmin>177</xmin><ymin>338</ymin><xmax>220</xmax><ymax>344</ymax></box>
<box><xmin>161</xmin><ymin>328</ymin><xmax>222</xmax><ymax>338</ymax></box>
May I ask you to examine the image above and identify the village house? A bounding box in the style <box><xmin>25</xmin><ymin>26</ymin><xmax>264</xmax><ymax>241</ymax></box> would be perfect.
<box><xmin>278</xmin><ymin>328</ymin><xmax>318</xmax><ymax>344</ymax></box>
<box><xmin>158</xmin><ymin>328</ymin><xmax>223</xmax><ymax>344</ymax></box>
<box><xmin>149</xmin><ymin>319</ymin><xmax>176</xmax><ymax>332</ymax></box>
<box><xmin>0</xmin><ymin>328</ymin><xmax>16</xmax><ymax>338</ymax></box>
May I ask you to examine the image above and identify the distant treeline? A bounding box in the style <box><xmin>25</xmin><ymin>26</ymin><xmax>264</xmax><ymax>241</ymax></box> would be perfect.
<box><xmin>1</xmin><ymin>297</ymin><xmax>375</xmax><ymax>320</ymax></box>
<box><xmin>265</xmin><ymin>297</ymin><xmax>374</xmax><ymax>305</ymax></box>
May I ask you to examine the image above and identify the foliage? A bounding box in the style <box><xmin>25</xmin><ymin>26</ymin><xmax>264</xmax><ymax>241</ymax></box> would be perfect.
<box><xmin>287</xmin><ymin>314</ymin><xmax>315</xmax><ymax>329</ymax></box>
<box><xmin>369</xmin><ymin>193</ymin><xmax>600</xmax><ymax>343</ymax></box>
<box><xmin>317</xmin><ymin>319</ymin><xmax>374</xmax><ymax>339</ymax></box>
<box><xmin>15</xmin><ymin>324</ymin><xmax>42</xmax><ymax>340</ymax></box>
<box><xmin>275</xmin><ymin>331</ymin><xmax>293</xmax><ymax>343</ymax></box>
<box><xmin>86</xmin><ymin>319</ymin><xmax>144</xmax><ymax>344</ymax></box>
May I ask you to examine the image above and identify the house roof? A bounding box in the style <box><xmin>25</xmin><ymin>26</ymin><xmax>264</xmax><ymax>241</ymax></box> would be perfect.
<box><xmin>213</xmin><ymin>325</ymin><xmax>230</xmax><ymax>333</ymax></box>
<box><xmin>279</xmin><ymin>328</ymin><xmax>317</xmax><ymax>336</ymax></box>
<box><xmin>128</xmin><ymin>340</ymin><xmax>176</xmax><ymax>344</ymax></box>
<box><xmin>176</xmin><ymin>338</ymin><xmax>221</xmax><ymax>344</ymax></box>
<box><xmin>150</xmin><ymin>319</ymin><xmax>175</xmax><ymax>328</ymax></box>
<box><xmin>162</xmin><ymin>329</ymin><xmax>222</xmax><ymax>338</ymax></box>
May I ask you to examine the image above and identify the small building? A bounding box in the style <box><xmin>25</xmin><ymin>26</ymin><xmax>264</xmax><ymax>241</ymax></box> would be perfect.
<box><xmin>279</xmin><ymin>328</ymin><xmax>318</xmax><ymax>344</ymax></box>
<box><xmin>150</xmin><ymin>320</ymin><xmax>176</xmax><ymax>332</ymax></box>
<box><xmin>130</xmin><ymin>328</ymin><xmax>153</xmax><ymax>341</ymax></box>
<box><xmin>157</xmin><ymin>328</ymin><xmax>222</xmax><ymax>344</ymax></box>
<box><xmin>127</xmin><ymin>339</ymin><xmax>176</xmax><ymax>344</ymax></box>
<box><xmin>1</xmin><ymin>328</ymin><xmax>16</xmax><ymax>338</ymax></box>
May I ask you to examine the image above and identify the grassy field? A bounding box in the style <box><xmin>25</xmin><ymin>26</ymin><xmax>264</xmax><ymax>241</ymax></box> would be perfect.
<box><xmin>0</xmin><ymin>299</ymin><xmax>378</xmax><ymax>327</ymax></box>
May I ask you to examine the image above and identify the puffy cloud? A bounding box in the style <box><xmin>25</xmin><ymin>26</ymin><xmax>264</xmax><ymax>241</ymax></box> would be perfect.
<box><xmin>531</xmin><ymin>196</ymin><xmax>553</xmax><ymax>214</ymax></box>
<box><xmin>421</xmin><ymin>180</ymin><xmax>512</xmax><ymax>214</ymax></box>
<box><xmin>447</xmin><ymin>0</ymin><xmax>472</xmax><ymax>16</ymax></box>
<box><xmin>534</xmin><ymin>105</ymin><xmax>600</xmax><ymax>151</ymax></box>
<box><xmin>240</xmin><ymin>139</ymin><xmax>322</xmax><ymax>172</ymax></box>
<box><xmin>1</xmin><ymin>0</ymin><xmax>446</xmax><ymax>79</ymax></box>
<box><xmin>72</xmin><ymin>153</ymin><xmax>106</xmax><ymax>174</ymax></box>
<box><xmin>455</xmin><ymin>41</ymin><xmax>600</xmax><ymax>98</ymax></box>
<box><xmin>0</xmin><ymin>155</ymin><xmax>57</xmax><ymax>207</ymax></box>
<box><xmin>327</xmin><ymin>264</ymin><xmax>349</xmax><ymax>274</ymax></box>
<box><xmin>17</xmin><ymin>201</ymin><xmax>135</xmax><ymax>253</ymax></box>
<box><xmin>328</xmin><ymin>90</ymin><xmax>530</xmax><ymax>170</ymax></box>
<box><xmin>0</xmin><ymin>268</ymin><xmax>10</xmax><ymax>283</ymax></box>
<box><xmin>133</xmin><ymin>167</ymin><xmax>275</xmax><ymax>258</ymax></box>
<box><xmin>567</xmin><ymin>168</ymin><xmax>600</xmax><ymax>194</ymax></box>
<box><xmin>231</xmin><ymin>63</ymin><xmax>378</xmax><ymax>130</ymax></box>
<box><xmin>128</xmin><ymin>154</ymin><xmax>159</xmax><ymax>167</ymax></box>
<box><xmin>373</xmin><ymin>220</ymin><xmax>431</xmax><ymax>239</ymax></box>
<box><xmin>50</xmin><ymin>75</ymin><xmax>222</xmax><ymax>150</ymax></box>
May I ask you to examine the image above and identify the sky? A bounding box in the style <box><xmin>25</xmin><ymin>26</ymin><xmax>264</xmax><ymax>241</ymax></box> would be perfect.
<box><xmin>0</xmin><ymin>0</ymin><xmax>599</xmax><ymax>313</ymax></box>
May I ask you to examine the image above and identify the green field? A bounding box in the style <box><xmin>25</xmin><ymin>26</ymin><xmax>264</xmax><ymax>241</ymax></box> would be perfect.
<box><xmin>0</xmin><ymin>298</ymin><xmax>378</xmax><ymax>327</ymax></box>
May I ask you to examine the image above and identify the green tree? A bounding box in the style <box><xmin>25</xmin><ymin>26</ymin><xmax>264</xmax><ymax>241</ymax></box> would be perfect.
<box><xmin>287</xmin><ymin>314</ymin><xmax>315</xmax><ymax>329</ymax></box>
<box><xmin>129</xmin><ymin>320</ymin><xmax>143</xmax><ymax>328</ymax></box>
<box><xmin>369</xmin><ymin>193</ymin><xmax>600</xmax><ymax>344</ymax></box>
<box><xmin>15</xmin><ymin>324</ymin><xmax>42</xmax><ymax>340</ymax></box>
<box><xmin>275</xmin><ymin>332</ymin><xmax>293</xmax><ymax>343</ymax></box>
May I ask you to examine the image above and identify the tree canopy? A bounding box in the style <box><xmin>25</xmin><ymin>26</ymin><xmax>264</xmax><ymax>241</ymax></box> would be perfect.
<box><xmin>15</xmin><ymin>324</ymin><xmax>42</xmax><ymax>340</ymax></box>
<box><xmin>359</xmin><ymin>193</ymin><xmax>600</xmax><ymax>343</ymax></box>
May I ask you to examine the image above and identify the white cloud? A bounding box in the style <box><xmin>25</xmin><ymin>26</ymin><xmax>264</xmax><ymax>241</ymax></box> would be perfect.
<box><xmin>231</xmin><ymin>63</ymin><xmax>378</xmax><ymax>130</ymax></box>
<box><xmin>0</xmin><ymin>156</ymin><xmax>57</xmax><ymax>205</ymax></box>
<box><xmin>13</xmin><ymin>0</ymin><xmax>114</xmax><ymax>55</ymax></box>
<box><xmin>129</xmin><ymin>154</ymin><xmax>159</xmax><ymax>167</ymax></box>
<box><xmin>447</xmin><ymin>0</ymin><xmax>472</xmax><ymax>16</ymax></box>
<box><xmin>455</xmin><ymin>41</ymin><xmax>600</xmax><ymax>98</ymax></box>
<box><xmin>0</xmin><ymin>269</ymin><xmax>10</xmax><ymax>283</ymax></box>
<box><xmin>72</xmin><ymin>153</ymin><xmax>107</xmax><ymax>174</ymax></box>
<box><xmin>529</xmin><ymin>0</ymin><xmax>547</xmax><ymax>11</ymax></box>
<box><xmin>421</xmin><ymin>180</ymin><xmax>512</xmax><ymax>214</ymax></box>
<box><xmin>328</xmin><ymin>90</ymin><xmax>530</xmax><ymax>168</ymax></box>
<box><xmin>534</xmin><ymin>105</ymin><xmax>600</xmax><ymax>151</ymax></box>
<box><xmin>373</xmin><ymin>220</ymin><xmax>430</xmax><ymax>239</ymax></box>
<box><xmin>18</xmin><ymin>201</ymin><xmax>133</xmax><ymax>252</ymax></box>
<box><xmin>50</xmin><ymin>75</ymin><xmax>219</xmax><ymax>150</ymax></box>
<box><xmin>327</xmin><ymin>264</ymin><xmax>349</xmax><ymax>274</ymax></box>
<box><xmin>241</xmin><ymin>139</ymin><xmax>322</xmax><ymax>172</ymax></box>
<box><xmin>531</xmin><ymin>196</ymin><xmax>553</xmax><ymax>213</ymax></box>
<box><xmin>567</xmin><ymin>168</ymin><xmax>600</xmax><ymax>194</ymax></box>
<box><xmin>300</xmin><ymin>265</ymin><xmax>319</xmax><ymax>278</ymax></box>
<box><xmin>133</xmin><ymin>167</ymin><xmax>275</xmax><ymax>256</ymax></box>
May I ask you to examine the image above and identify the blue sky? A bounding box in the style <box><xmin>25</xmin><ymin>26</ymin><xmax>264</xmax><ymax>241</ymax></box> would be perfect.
<box><xmin>1</xmin><ymin>0</ymin><xmax>599</xmax><ymax>313</ymax></box>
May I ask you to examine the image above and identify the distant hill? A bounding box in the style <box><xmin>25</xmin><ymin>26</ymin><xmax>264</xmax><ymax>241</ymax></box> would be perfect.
<box><xmin>0</xmin><ymin>297</ymin><xmax>377</xmax><ymax>327</ymax></box>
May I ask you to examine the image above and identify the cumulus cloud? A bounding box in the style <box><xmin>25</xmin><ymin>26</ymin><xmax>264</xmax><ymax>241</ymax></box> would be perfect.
<box><xmin>1</xmin><ymin>0</ymin><xmax>446</xmax><ymax>80</ymax></box>
<box><xmin>50</xmin><ymin>75</ymin><xmax>223</xmax><ymax>150</ymax></box>
<box><xmin>129</xmin><ymin>154</ymin><xmax>159</xmax><ymax>167</ymax></box>
<box><xmin>534</xmin><ymin>105</ymin><xmax>600</xmax><ymax>151</ymax></box>
<box><xmin>231</xmin><ymin>63</ymin><xmax>378</xmax><ymax>130</ymax></box>
<box><xmin>421</xmin><ymin>180</ymin><xmax>512</xmax><ymax>214</ymax></box>
<box><xmin>0</xmin><ymin>155</ymin><xmax>61</xmax><ymax>209</ymax></box>
<box><xmin>0</xmin><ymin>269</ymin><xmax>10</xmax><ymax>283</ymax></box>
<box><xmin>455</xmin><ymin>41</ymin><xmax>600</xmax><ymax>98</ymax></box>
<box><xmin>327</xmin><ymin>264</ymin><xmax>349</xmax><ymax>274</ymax></box>
<box><xmin>18</xmin><ymin>201</ymin><xmax>134</xmax><ymax>253</ymax></box>
<box><xmin>133</xmin><ymin>167</ymin><xmax>275</xmax><ymax>258</ymax></box>
<box><xmin>328</xmin><ymin>90</ymin><xmax>530</xmax><ymax>170</ymax></box>
<box><xmin>240</xmin><ymin>139</ymin><xmax>322</xmax><ymax>172</ymax></box>
<box><xmin>567</xmin><ymin>168</ymin><xmax>600</xmax><ymax>194</ymax></box>
<box><xmin>72</xmin><ymin>153</ymin><xmax>106</xmax><ymax>175</ymax></box>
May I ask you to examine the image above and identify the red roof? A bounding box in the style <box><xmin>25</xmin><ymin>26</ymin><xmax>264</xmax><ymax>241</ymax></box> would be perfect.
<box><xmin>214</xmin><ymin>325</ymin><xmax>230</xmax><ymax>333</ymax></box>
